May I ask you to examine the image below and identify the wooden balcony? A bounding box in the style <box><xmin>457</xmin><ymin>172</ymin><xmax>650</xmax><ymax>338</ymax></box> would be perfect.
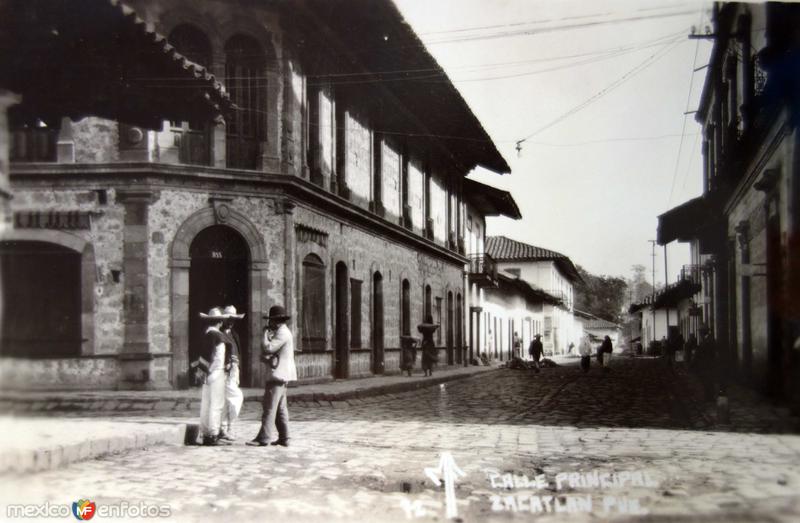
<box><xmin>468</xmin><ymin>253</ymin><xmax>498</xmax><ymax>288</ymax></box>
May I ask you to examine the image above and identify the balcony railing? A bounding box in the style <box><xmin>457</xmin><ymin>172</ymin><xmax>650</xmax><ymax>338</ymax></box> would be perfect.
<box><xmin>679</xmin><ymin>264</ymin><xmax>702</xmax><ymax>285</ymax></box>
<box><xmin>468</xmin><ymin>253</ymin><xmax>498</xmax><ymax>288</ymax></box>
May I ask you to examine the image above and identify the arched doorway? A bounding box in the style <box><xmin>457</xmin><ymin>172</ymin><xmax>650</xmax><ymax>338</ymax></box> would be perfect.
<box><xmin>446</xmin><ymin>291</ymin><xmax>454</xmax><ymax>365</ymax></box>
<box><xmin>401</xmin><ymin>279</ymin><xmax>411</xmax><ymax>336</ymax></box>
<box><xmin>0</xmin><ymin>241</ymin><xmax>81</xmax><ymax>357</ymax></box>
<box><xmin>456</xmin><ymin>293</ymin><xmax>463</xmax><ymax>364</ymax></box>
<box><xmin>189</xmin><ymin>225</ymin><xmax>250</xmax><ymax>384</ymax></box>
<box><xmin>372</xmin><ymin>272</ymin><xmax>384</xmax><ymax>374</ymax></box>
<box><xmin>334</xmin><ymin>262</ymin><xmax>349</xmax><ymax>379</ymax></box>
<box><xmin>424</xmin><ymin>284</ymin><xmax>432</xmax><ymax>321</ymax></box>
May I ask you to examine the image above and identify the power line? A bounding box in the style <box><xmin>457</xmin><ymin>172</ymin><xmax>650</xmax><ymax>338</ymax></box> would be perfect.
<box><xmin>522</xmin><ymin>133</ymin><xmax>700</xmax><ymax>148</ymax></box>
<box><xmin>304</xmin><ymin>32</ymin><xmax>686</xmax><ymax>87</ymax></box>
<box><xmin>515</xmin><ymin>38</ymin><xmax>685</xmax><ymax>153</ymax></box>
<box><xmin>667</xmin><ymin>6</ymin><xmax>705</xmax><ymax>206</ymax></box>
<box><xmin>417</xmin><ymin>3</ymin><xmax>694</xmax><ymax>36</ymax></box>
<box><xmin>422</xmin><ymin>9</ymin><xmax>697</xmax><ymax>46</ymax></box>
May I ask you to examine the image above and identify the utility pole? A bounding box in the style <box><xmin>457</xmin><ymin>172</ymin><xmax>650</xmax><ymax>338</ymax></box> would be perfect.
<box><xmin>649</xmin><ymin>240</ymin><xmax>657</xmax><ymax>345</ymax></box>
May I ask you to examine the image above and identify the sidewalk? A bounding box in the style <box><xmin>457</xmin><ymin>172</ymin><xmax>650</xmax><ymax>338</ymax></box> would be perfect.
<box><xmin>0</xmin><ymin>417</ymin><xmax>185</xmax><ymax>475</ymax></box>
<box><xmin>0</xmin><ymin>364</ymin><xmax>500</xmax><ymax>414</ymax></box>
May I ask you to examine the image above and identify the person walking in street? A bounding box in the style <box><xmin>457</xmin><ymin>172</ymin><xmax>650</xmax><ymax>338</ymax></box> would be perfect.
<box><xmin>599</xmin><ymin>335</ymin><xmax>613</xmax><ymax>371</ymax></box>
<box><xmin>248</xmin><ymin>305</ymin><xmax>297</xmax><ymax>447</ymax></box>
<box><xmin>578</xmin><ymin>333</ymin><xmax>592</xmax><ymax>373</ymax></box>
<box><xmin>528</xmin><ymin>334</ymin><xmax>543</xmax><ymax>373</ymax></box>
<box><xmin>685</xmin><ymin>332</ymin><xmax>697</xmax><ymax>366</ymax></box>
<box><xmin>418</xmin><ymin>315</ymin><xmax>439</xmax><ymax>377</ymax></box>
<box><xmin>219</xmin><ymin>305</ymin><xmax>245</xmax><ymax>442</ymax></box>
<box><xmin>197</xmin><ymin>307</ymin><xmax>230</xmax><ymax>446</ymax></box>
<box><xmin>695</xmin><ymin>325</ymin><xmax>717</xmax><ymax>402</ymax></box>
<box><xmin>665</xmin><ymin>326</ymin><xmax>682</xmax><ymax>371</ymax></box>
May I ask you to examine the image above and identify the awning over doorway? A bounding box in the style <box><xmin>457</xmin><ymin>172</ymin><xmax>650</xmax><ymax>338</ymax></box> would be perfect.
<box><xmin>0</xmin><ymin>0</ymin><xmax>232</xmax><ymax>129</ymax></box>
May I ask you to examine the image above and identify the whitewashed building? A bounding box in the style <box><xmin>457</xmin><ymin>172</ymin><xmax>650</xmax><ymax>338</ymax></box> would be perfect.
<box><xmin>485</xmin><ymin>236</ymin><xmax>582</xmax><ymax>356</ymax></box>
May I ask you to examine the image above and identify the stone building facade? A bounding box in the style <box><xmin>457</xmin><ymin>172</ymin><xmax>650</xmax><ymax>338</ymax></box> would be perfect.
<box><xmin>0</xmin><ymin>0</ymin><xmax>510</xmax><ymax>389</ymax></box>
<box><xmin>657</xmin><ymin>2</ymin><xmax>800</xmax><ymax>407</ymax></box>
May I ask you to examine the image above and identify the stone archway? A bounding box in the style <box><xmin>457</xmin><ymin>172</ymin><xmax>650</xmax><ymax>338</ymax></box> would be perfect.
<box><xmin>170</xmin><ymin>206</ymin><xmax>267</xmax><ymax>387</ymax></box>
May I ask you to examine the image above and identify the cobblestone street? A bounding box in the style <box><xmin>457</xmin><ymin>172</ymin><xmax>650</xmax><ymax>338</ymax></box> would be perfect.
<box><xmin>3</xmin><ymin>357</ymin><xmax>800</xmax><ymax>522</ymax></box>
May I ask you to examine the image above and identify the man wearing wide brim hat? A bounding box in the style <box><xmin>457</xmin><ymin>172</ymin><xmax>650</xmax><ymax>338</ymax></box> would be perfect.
<box><xmin>196</xmin><ymin>307</ymin><xmax>230</xmax><ymax>446</ymax></box>
<box><xmin>219</xmin><ymin>305</ymin><xmax>245</xmax><ymax>442</ymax></box>
<box><xmin>247</xmin><ymin>305</ymin><xmax>297</xmax><ymax>447</ymax></box>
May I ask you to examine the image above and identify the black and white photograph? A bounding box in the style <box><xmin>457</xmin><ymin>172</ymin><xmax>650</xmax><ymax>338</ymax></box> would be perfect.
<box><xmin>1</xmin><ymin>0</ymin><xmax>799</xmax><ymax>521</ymax></box>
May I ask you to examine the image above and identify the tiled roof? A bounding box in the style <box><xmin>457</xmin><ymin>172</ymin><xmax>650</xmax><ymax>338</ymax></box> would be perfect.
<box><xmin>487</xmin><ymin>236</ymin><xmax>568</xmax><ymax>261</ymax></box>
<box><xmin>583</xmin><ymin>318</ymin><xmax>620</xmax><ymax>330</ymax></box>
<box><xmin>486</xmin><ymin>236</ymin><xmax>582</xmax><ymax>283</ymax></box>
<box><xmin>0</xmin><ymin>0</ymin><xmax>232</xmax><ymax>129</ymax></box>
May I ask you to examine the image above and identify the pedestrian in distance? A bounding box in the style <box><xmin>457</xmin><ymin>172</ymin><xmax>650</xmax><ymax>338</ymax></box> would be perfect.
<box><xmin>578</xmin><ymin>333</ymin><xmax>592</xmax><ymax>373</ymax></box>
<box><xmin>599</xmin><ymin>335</ymin><xmax>613</xmax><ymax>371</ymax></box>
<box><xmin>665</xmin><ymin>326</ymin><xmax>681</xmax><ymax>371</ymax></box>
<box><xmin>196</xmin><ymin>307</ymin><xmax>231</xmax><ymax>446</ymax></box>
<box><xmin>685</xmin><ymin>332</ymin><xmax>697</xmax><ymax>367</ymax></box>
<box><xmin>219</xmin><ymin>305</ymin><xmax>245</xmax><ymax>442</ymax></box>
<box><xmin>247</xmin><ymin>305</ymin><xmax>297</xmax><ymax>448</ymax></box>
<box><xmin>695</xmin><ymin>325</ymin><xmax>717</xmax><ymax>402</ymax></box>
<box><xmin>528</xmin><ymin>334</ymin><xmax>543</xmax><ymax>373</ymax></box>
<box><xmin>512</xmin><ymin>332</ymin><xmax>522</xmax><ymax>358</ymax></box>
<box><xmin>418</xmin><ymin>315</ymin><xmax>439</xmax><ymax>377</ymax></box>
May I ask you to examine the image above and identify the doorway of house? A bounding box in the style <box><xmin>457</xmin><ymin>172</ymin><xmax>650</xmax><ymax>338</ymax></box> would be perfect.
<box><xmin>188</xmin><ymin>225</ymin><xmax>250</xmax><ymax>385</ymax></box>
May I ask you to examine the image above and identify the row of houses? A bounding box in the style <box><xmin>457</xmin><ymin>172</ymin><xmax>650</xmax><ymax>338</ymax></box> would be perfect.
<box><xmin>633</xmin><ymin>2</ymin><xmax>800</xmax><ymax>408</ymax></box>
<box><xmin>0</xmin><ymin>0</ymin><xmax>603</xmax><ymax>391</ymax></box>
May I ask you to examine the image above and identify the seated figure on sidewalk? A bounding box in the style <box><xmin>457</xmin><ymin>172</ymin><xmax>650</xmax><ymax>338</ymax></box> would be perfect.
<box><xmin>418</xmin><ymin>316</ymin><xmax>439</xmax><ymax>377</ymax></box>
<box><xmin>197</xmin><ymin>307</ymin><xmax>230</xmax><ymax>446</ymax></box>
<box><xmin>400</xmin><ymin>335</ymin><xmax>418</xmax><ymax>376</ymax></box>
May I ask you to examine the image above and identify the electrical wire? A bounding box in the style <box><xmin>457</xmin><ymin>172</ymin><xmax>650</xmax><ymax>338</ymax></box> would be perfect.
<box><xmin>515</xmin><ymin>38</ymin><xmax>686</xmax><ymax>150</ymax></box>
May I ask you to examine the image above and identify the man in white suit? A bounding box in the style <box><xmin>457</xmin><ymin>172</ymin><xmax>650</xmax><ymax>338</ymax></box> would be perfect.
<box><xmin>247</xmin><ymin>305</ymin><xmax>297</xmax><ymax>447</ymax></box>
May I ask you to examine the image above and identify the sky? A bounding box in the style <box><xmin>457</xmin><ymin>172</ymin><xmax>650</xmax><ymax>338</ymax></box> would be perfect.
<box><xmin>394</xmin><ymin>0</ymin><xmax>715</xmax><ymax>285</ymax></box>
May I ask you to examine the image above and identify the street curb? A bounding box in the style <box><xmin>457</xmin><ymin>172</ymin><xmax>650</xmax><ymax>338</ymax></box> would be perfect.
<box><xmin>282</xmin><ymin>367</ymin><xmax>502</xmax><ymax>403</ymax></box>
<box><xmin>0</xmin><ymin>423</ymin><xmax>186</xmax><ymax>475</ymax></box>
<box><xmin>0</xmin><ymin>367</ymin><xmax>501</xmax><ymax>413</ymax></box>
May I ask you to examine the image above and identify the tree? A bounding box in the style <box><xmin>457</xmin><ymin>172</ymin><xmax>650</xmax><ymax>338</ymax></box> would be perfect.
<box><xmin>573</xmin><ymin>265</ymin><xmax>629</xmax><ymax>323</ymax></box>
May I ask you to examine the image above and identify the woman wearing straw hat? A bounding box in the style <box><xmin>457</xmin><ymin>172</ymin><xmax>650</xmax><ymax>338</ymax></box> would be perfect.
<box><xmin>219</xmin><ymin>305</ymin><xmax>245</xmax><ymax>442</ymax></box>
<box><xmin>197</xmin><ymin>307</ymin><xmax>230</xmax><ymax>446</ymax></box>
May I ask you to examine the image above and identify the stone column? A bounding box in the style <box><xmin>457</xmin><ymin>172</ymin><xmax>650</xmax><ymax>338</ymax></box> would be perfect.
<box><xmin>116</xmin><ymin>189</ymin><xmax>169</xmax><ymax>390</ymax></box>
<box><xmin>281</xmin><ymin>198</ymin><xmax>297</xmax><ymax>319</ymax></box>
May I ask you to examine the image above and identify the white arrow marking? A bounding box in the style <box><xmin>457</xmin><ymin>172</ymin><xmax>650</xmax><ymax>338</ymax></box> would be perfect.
<box><xmin>424</xmin><ymin>451</ymin><xmax>466</xmax><ymax>519</ymax></box>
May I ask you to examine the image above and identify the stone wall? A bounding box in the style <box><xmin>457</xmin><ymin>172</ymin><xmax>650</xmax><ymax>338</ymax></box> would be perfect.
<box><xmin>9</xmin><ymin>188</ymin><xmax>126</xmax><ymax>357</ymax></box>
<box><xmin>0</xmin><ymin>357</ymin><xmax>120</xmax><ymax>390</ymax></box>
<box><xmin>292</xmin><ymin>201</ymin><xmax>464</xmax><ymax>380</ymax></box>
<box><xmin>72</xmin><ymin>118</ymin><xmax>119</xmax><ymax>163</ymax></box>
